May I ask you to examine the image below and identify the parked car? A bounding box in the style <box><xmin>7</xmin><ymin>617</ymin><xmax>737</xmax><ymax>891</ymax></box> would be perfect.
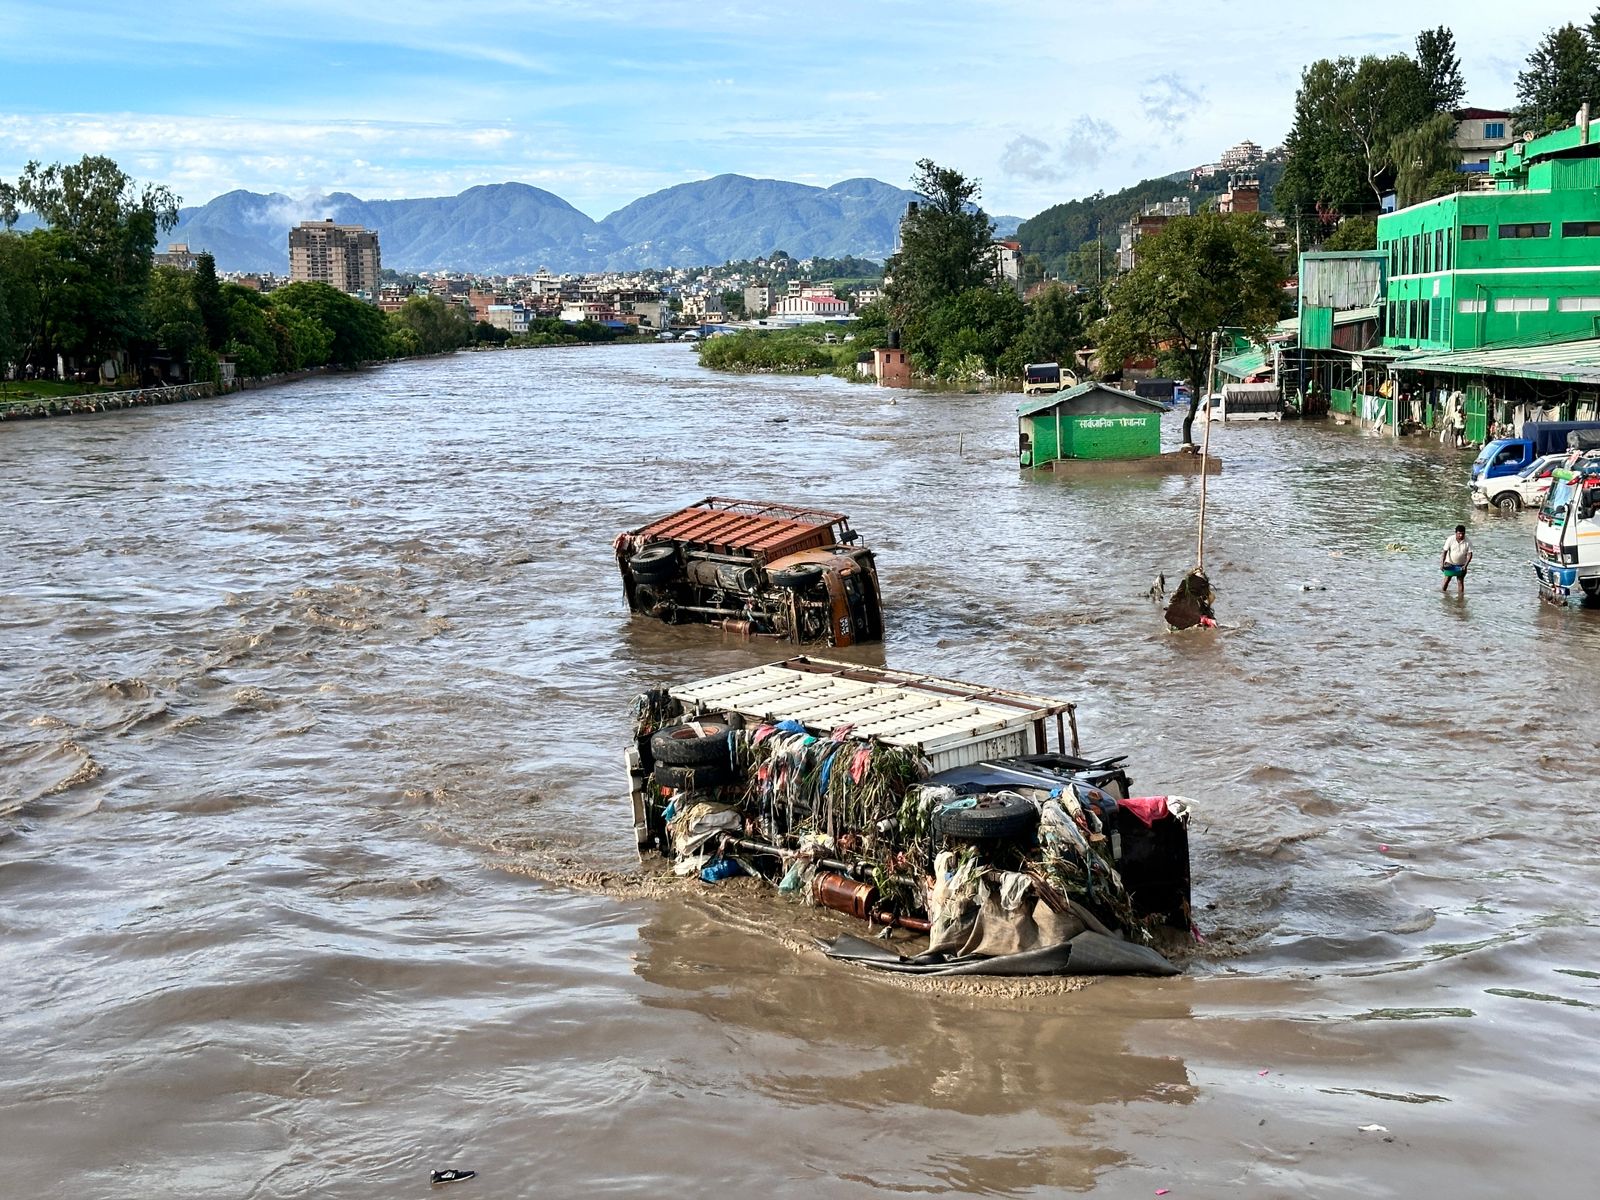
<box><xmin>615</xmin><ymin>497</ymin><xmax>883</xmax><ymax>646</ymax></box>
<box><xmin>1470</xmin><ymin>420</ymin><xmax>1600</xmax><ymax>484</ymax></box>
<box><xmin>1472</xmin><ymin>452</ymin><xmax>1565</xmax><ymax>513</ymax></box>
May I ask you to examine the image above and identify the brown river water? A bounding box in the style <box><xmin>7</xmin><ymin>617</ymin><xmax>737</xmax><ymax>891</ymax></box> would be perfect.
<box><xmin>3</xmin><ymin>344</ymin><xmax>1599</xmax><ymax>1198</ymax></box>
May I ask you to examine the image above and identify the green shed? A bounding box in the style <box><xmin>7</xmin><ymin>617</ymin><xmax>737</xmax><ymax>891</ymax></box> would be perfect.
<box><xmin>1017</xmin><ymin>381</ymin><xmax>1166</xmax><ymax>467</ymax></box>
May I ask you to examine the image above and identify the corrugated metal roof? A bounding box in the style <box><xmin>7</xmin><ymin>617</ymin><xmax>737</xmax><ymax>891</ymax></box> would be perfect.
<box><xmin>1393</xmin><ymin>338</ymin><xmax>1600</xmax><ymax>385</ymax></box>
<box><xmin>1218</xmin><ymin>348</ymin><xmax>1268</xmax><ymax>378</ymax></box>
<box><xmin>1016</xmin><ymin>380</ymin><xmax>1164</xmax><ymax>418</ymax></box>
<box><xmin>632</xmin><ymin>497</ymin><xmax>845</xmax><ymax>558</ymax></box>
<box><xmin>669</xmin><ymin>657</ymin><xmax>1072</xmax><ymax>755</ymax></box>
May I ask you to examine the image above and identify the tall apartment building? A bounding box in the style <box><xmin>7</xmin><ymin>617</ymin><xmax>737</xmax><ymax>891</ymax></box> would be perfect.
<box><xmin>287</xmin><ymin>220</ymin><xmax>382</xmax><ymax>295</ymax></box>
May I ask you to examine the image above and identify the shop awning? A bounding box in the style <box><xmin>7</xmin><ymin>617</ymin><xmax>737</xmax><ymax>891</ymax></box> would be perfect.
<box><xmin>1391</xmin><ymin>338</ymin><xmax>1600</xmax><ymax>385</ymax></box>
<box><xmin>1218</xmin><ymin>347</ymin><xmax>1268</xmax><ymax>378</ymax></box>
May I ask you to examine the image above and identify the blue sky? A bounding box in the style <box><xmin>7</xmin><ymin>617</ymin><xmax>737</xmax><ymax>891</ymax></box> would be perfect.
<box><xmin>0</xmin><ymin>0</ymin><xmax>1581</xmax><ymax>219</ymax></box>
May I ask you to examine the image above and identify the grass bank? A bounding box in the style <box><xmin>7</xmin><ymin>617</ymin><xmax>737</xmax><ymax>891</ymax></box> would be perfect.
<box><xmin>696</xmin><ymin>327</ymin><xmax>865</xmax><ymax>379</ymax></box>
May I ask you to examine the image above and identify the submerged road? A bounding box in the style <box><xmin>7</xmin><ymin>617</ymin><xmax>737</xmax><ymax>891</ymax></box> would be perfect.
<box><xmin>3</xmin><ymin>343</ymin><xmax>1598</xmax><ymax>1197</ymax></box>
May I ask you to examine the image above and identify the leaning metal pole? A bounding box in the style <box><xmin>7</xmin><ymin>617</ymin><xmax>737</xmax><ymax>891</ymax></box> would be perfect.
<box><xmin>1196</xmin><ymin>330</ymin><xmax>1219</xmax><ymax>573</ymax></box>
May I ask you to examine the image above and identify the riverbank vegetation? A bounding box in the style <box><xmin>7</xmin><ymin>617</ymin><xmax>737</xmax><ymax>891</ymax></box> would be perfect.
<box><xmin>700</xmin><ymin>160</ymin><xmax>1092</xmax><ymax>387</ymax></box>
<box><xmin>0</xmin><ymin>155</ymin><xmax>643</xmax><ymax>401</ymax></box>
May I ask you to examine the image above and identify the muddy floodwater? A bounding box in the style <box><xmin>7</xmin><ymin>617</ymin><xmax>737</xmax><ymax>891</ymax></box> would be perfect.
<box><xmin>4</xmin><ymin>344</ymin><xmax>1600</xmax><ymax>1198</ymax></box>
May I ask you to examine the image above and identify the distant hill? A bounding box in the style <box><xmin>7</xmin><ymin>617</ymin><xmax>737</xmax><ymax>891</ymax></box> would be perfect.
<box><xmin>1018</xmin><ymin>162</ymin><xmax>1283</xmax><ymax>276</ymax></box>
<box><xmin>153</xmin><ymin>175</ymin><xmax>1024</xmax><ymax>274</ymax></box>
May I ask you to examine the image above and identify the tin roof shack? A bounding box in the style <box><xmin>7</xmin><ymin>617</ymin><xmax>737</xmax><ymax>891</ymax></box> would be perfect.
<box><xmin>626</xmin><ymin>657</ymin><xmax>1194</xmax><ymax>977</ymax></box>
<box><xmin>615</xmin><ymin>497</ymin><xmax>883</xmax><ymax>646</ymax></box>
<box><xmin>1018</xmin><ymin>382</ymin><xmax>1166</xmax><ymax>468</ymax></box>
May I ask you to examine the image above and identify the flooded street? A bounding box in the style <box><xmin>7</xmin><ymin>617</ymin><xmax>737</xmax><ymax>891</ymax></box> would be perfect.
<box><xmin>3</xmin><ymin>343</ymin><xmax>1599</xmax><ymax>1197</ymax></box>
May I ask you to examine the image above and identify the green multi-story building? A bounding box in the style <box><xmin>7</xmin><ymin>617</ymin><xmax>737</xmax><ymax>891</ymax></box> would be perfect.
<box><xmin>1378</xmin><ymin>116</ymin><xmax>1600</xmax><ymax>353</ymax></box>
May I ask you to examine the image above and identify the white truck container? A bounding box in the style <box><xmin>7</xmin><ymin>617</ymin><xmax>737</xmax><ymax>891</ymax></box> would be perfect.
<box><xmin>627</xmin><ymin>657</ymin><xmax>1079</xmax><ymax>850</ymax></box>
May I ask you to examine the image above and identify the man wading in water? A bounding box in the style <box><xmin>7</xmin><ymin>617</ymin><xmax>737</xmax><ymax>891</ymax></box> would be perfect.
<box><xmin>1441</xmin><ymin>525</ymin><xmax>1473</xmax><ymax>595</ymax></box>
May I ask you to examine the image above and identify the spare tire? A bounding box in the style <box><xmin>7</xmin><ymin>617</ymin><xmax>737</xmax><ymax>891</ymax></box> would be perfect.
<box><xmin>630</xmin><ymin>543</ymin><xmax>678</xmax><ymax>584</ymax></box>
<box><xmin>653</xmin><ymin>760</ymin><xmax>732</xmax><ymax>791</ymax></box>
<box><xmin>651</xmin><ymin>718</ymin><xmax>733</xmax><ymax>766</ymax></box>
<box><xmin>770</xmin><ymin>561</ymin><xmax>826</xmax><ymax>589</ymax></box>
<box><xmin>931</xmin><ymin>792</ymin><xmax>1039</xmax><ymax>841</ymax></box>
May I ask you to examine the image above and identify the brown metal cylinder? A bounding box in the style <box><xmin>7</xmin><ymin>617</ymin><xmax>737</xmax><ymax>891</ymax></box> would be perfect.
<box><xmin>813</xmin><ymin>871</ymin><xmax>879</xmax><ymax>920</ymax></box>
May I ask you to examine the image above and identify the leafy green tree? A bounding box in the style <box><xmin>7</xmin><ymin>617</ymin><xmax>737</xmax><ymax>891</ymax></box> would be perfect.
<box><xmin>269</xmin><ymin>281</ymin><xmax>389</xmax><ymax>366</ymax></box>
<box><xmin>1</xmin><ymin>156</ymin><xmax>178</xmax><ymax>364</ymax></box>
<box><xmin>0</xmin><ymin>232</ymin><xmax>41</xmax><ymax>376</ymax></box>
<box><xmin>1335</xmin><ymin>56</ymin><xmax>1434</xmax><ymax>207</ymax></box>
<box><xmin>1094</xmin><ymin>213</ymin><xmax>1284</xmax><ymax>446</ymax></box>
<box><xmin>0</xmin><ymin>280</ymin><xmax>14</xmax><ymax>391</ymax></box>
<box><xmin>884</xmin><ymin>159</ymin><xmax>995</xmax><ymax>331</ymax></box>
<box><xmin>915</xmin><ymin>285</ymin><xmax>1024</xmax><ymax>378</ymax></box>
<box><xmin>1019</xmin><ymin>283</ymin><xmax>1086</xmax><ymax>368</ymax></box>
<box><xmin>1322</xmin><ymin>215</ymin><xmax>1377</xmax><ymax>251</ymax></box>
<box><xmin>473</xmin><ymin>319</ymin><xmax>511</xmax><ymax>345</ymax></box>
<box><xmin>143</xmin><ymin>265</ymin><xmax>204</xmax><ymax>363</ymax></box>
<box><xmin>1514</xmin><ymin>23</ymin><xmax>1600</xmax><ymax>135</ymax></box>
<box><xmin>1415</xmin><ymin>26</ymin><xmax>1467</xmax><ymax>113</ymax></box>
<box><xmin>1276</xmin><ymin>59</ymin><xmax>1368</xmax><ymax>219</ymax></box>
<box><xmin>721</xmin><ymin>289</ymin><xmax>746</xmax><ymax>319</ymax></box>
<box><xmin>1392</xmin><ymin>112</ymin><xmax>1465</xmax><ymax>208</ymax></box>
<box><xmin>222</xmin><ymin>285</ymin><xmax>290</xmax><ymax>376</ymax></box>
<box><xmin>390</xmin><ymin>294</ymin><xmax>472</xmax><ymax>355</ymax></box>
<box><xmin>192</xmin><ymin>252</ymin><xmax>227</xmax><ymax>350</ymax></box>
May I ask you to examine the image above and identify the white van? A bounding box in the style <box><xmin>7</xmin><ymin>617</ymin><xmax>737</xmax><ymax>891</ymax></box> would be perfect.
<box><xmin>1204</xmin><ymin>382</ymin><xmax>1282</xmax><ymax>422</ymax></box>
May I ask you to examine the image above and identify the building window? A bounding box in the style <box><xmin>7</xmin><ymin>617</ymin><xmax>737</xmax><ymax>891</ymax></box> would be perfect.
<box><xmin>1562</xmin><ymin>221</ymin><xmax>1600</xmax><ymax>237</ymax></box>
<box><xmin>1458</xmin><ymin>299</ymin><xmax>1487</xmax><ymax>314</ymax></box>
<box><xmin>1420</xmin><ymin>298</ymin><xmax>1430</xmax><ymax>340</ymax></box>
<box><xmin>1434</xmin><ymin>229</ymin><xmax>1444</xmax><ymax>271</ymax></box>
<box><xmin>1485</xmin><ymin>122</ymin><xmax>1506</xmax><ymax>139</ymax></box>
<box><xmin>1460</xmin><ymin>224</ymin><xmax>1489</xmax><ymax>241</ymax></box>
<box><xmin>1558</xmin><ymin>296</ymin><xmax>1600</xmax><ymax>312</ymax></box>
<box><xmin>1498</xmin><ymin>223</ymin><xmax>1551</xmax><ymax>238</ymax></box>
<box><xmin>1494</xmin><ymin>296</ymin><xmax>1551</xmax><ymax>313</ymax></box>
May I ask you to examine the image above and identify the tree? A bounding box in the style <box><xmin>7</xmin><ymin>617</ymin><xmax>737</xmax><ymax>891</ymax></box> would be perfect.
<box><xmin>721</xmin><ymin>289</ymin><xmax>746</xmax><ymax>320</ymax></box>
<box><xmin>1391</xmin><ymin>112</ymin><xmax>1465</xmax><ymax>209</ymax></box>
<box><xmin>1514</xmin><ymin>23</ymin><xmax>1600</xmax><ymax>136</ymax></box>
<box><xmin>192</xmin><ymin>252</ymin><xmax>227</xmax><ymax>350</ymax></box>
<box><xmin>1322</xmin><ymin>216</ymin><xmax>1377</xmax><ymax>251</ymax></box>
<box><xmin>883</xmin><ymin>159</ymin><xmax>995</xmax><ymax>331</ymax></box>
<box><xmin>143</xmin><ymin>265</ymin><xmax>204</xmax><ymax>364</ymax></box>
<box><xmin>1094</xmin><ymin>213</ymin><xmax>1284</xmax><ymax>446</ymax></box>
<box><xmin>1276</xmin><ymin>59</ymin><xmax>1368</xmax><ymax>219</ymax></box>
<box><xmin>914</xmin><ymin>285</ymin><xmax>1024</xmax><ymax>378</ymax></box>
<box><xmin>1415</xmin><ymin>26</ymin><xmax>1467</xmax><ymax>113</ymax></box>
<box><xmin>0</xmin><ymin>279</ymin><xmax>14</xmax><ymax>392</ymax></box>
<box><xmin>390</xmin><ymin>294</ymin><xmax>472</xmax><ymax>355</ymax></box>
<box><xmin>269</xmin><ymin>281</ymin><xmax>390</xmax><ymax>367</ymax></box>
<box><xmin>1019</xmin><ymin>283</ymin><xmax>1085</xmax><ymax>368</ymax></box>
<box><xmin>1333</xmin><ymin>56</ymin><xmax>1434</xmax><ymax>207</ymax></box>
<box><xmin>1</xmin><ymin>156</ymin><xmax>179</xmax><ymax>364</ymax></box>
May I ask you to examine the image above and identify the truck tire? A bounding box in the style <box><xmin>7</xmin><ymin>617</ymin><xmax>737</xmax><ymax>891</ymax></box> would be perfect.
<box><xmin>652</xmin><ymin>759</ymin><xmax>733</xmax><ymax>791</ymax></box>
<box><xmin>651</xmin><ymin>719</ymin><xmax>733</xmax><ymax>767</ymax></box>
<box><xmin>630</xmin><ymin>543</ymin><xmax>678</xmax><ymax>584</ymax></box>
<box><xmin>930</xmin><ymin>792</ymin><xmax>1039</xmax><ymax>841</ymax></box>
<box><xmin>1493</xmin><ymin>492</ymin><xmax>1521</xmax><ymax>513</ymax></box>
<box><xmin>770</xmin><ymin>562</ymin><xmax>826</xmax><ymax>589</ymax></box>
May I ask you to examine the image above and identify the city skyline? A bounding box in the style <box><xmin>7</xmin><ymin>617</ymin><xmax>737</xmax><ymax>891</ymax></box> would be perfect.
<box><xmin>0</xmin><ymin>0</ymin><xmax>1581</xmax><ymax>220</ymax></box>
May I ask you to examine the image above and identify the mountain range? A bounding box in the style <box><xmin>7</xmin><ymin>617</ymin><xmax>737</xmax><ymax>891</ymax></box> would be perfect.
<box><xmin>159</xmin><ymin>176</ymin><xmax>1024</xmax><ymax>275</ymax></box>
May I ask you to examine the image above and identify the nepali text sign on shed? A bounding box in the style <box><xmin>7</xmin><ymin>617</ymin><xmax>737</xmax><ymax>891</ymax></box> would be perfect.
<box><xmin>1017</xmin><ymin>381</ymin><xmax>1166</xmax><ymax>467</ymax></box>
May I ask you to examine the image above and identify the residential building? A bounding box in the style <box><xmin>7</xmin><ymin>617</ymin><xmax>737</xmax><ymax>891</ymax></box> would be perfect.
<box><xmin>992</xmin><ymin>239</ymin><xmax>1022</xmax><ymax>283</ymax></box>
<box><xmin>1219</xmin><ymin>140</ymin><xmax>1264</xmax><ymax>172</ymax></box>
<box><xmin>154</xmin><ymin>243</ymin><xmax>197</xmax><ymax>270</ymax></box>
<box><xmin>288</xmin><ymin>219</ymin><xmax>382</xmax><ymax>295</ymax></box>
<box><xmin>1217</xmin><ymin>175</ymin><xmax>1260</xmax><ymax>214</ymax></box>
<box><xmin>486</xmin><ymin>304</ymin><xmax>533</xmax><ymax>335</ymax></box>
<box><xmin>744</xmin><ymin>285</ymin><xmax>773</xmax><ymax>317</ymax></box>
<box><xmin>1117</xmin><ymin>197</ymin><xmax>1190</xmax><ymax>270</ymax></box>
<box><xmin>680</xmin><ymin>293</ymin><xmax>726</xmax><ymax>323</ymax></box>
<box><xmin>773</xmin><ymin>287</ymin><xmax>849</xmax><ymax>318</ymax></box>
<box><xmin>1452</xmin><ymin>107</ymin><xmax>1515</xmax><ymax>177</ymax></box>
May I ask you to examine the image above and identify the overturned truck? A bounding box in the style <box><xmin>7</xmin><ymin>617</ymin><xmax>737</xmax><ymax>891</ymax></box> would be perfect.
<box><xmin>627</xmin><ymin>658</ymin><xmax>1194</xmax><ymax>976</ymax></box>
<box><xmin>615</xmin><ymin>498</ymin><xmax>883</xmax><ymax>646</ymax></box>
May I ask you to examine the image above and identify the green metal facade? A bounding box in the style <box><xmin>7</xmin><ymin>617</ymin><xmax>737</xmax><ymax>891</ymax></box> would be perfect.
<box><xmin>1377</xmin><ymin>124</ymin><xmax>1600</xmax><ymax>353</ymax></box>
<box><xmin>1059</xmin><ymin>413</ymin><xmax>1160</xmax><ymax>459</ymax></box>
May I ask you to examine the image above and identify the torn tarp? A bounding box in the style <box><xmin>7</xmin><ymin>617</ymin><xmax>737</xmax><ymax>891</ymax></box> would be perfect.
<box><xmin>818</xmin><ymin>930</ymin><xmax>1180</xmax><ymax>977</ymax></box>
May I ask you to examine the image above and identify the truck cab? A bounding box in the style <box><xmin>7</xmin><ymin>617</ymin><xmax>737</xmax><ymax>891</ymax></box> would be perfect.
<box><xmin>1471</xmin><ymin>438</ymin><xmax>1533</xmax><ymax>484</ymax></box>
<box><xmin>1533</xmin><ymin>455</ymin><xmax>1600</xmax><ymax>603</ymax></box>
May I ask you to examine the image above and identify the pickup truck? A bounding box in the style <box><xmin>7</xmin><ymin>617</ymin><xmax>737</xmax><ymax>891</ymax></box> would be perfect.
<box><xmin>615</xmin><ymin>497</ymin><xmax>883</xmax><ymax>645</ymax></box>
<box><xmin>1470</xmin><ymin>420</ymin><xmax>1600</xmax><ymax>485</ymax></box>
<box><xmin>1472</xmin><ymin>452</ymin><xmax>1565</xmax><ymax>513</ymax></box>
